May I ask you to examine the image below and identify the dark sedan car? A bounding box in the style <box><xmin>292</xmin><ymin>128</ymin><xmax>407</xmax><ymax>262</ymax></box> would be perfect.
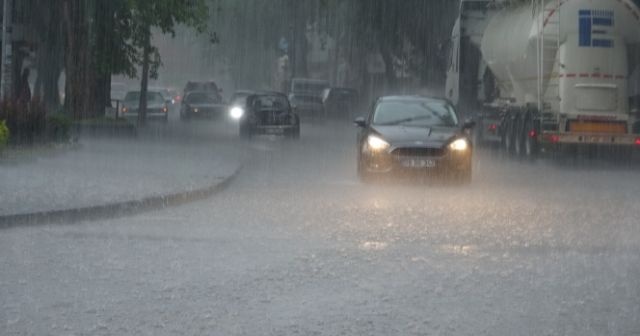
<box><xmin>120</xmin><ymin>91</ymin><xmax>169</xmax><ymax>122</ymax></box>
<box><xmin>180</xmin><ymin>91</ymin><xmax>227</xmax><ymax>120</ymax></box>
<box><xmin>230</xmin><ymin>92</ymin><xmax>300</xmax><ymax>139</ymax></box>
<box><xmin>355</xmin><ymin>96</ymin><xmax>475</xmax><ymax>183</ymax></box>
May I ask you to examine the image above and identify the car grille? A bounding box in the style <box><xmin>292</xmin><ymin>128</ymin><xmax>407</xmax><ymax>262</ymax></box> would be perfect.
<box><xmin>392</xmin><ymin>147</ymin><xmax>444</xmax><ymax>158</ymax></box>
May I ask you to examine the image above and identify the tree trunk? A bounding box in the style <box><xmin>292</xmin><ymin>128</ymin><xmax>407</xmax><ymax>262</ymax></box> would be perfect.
<box><xmin>138</xmin><ymin>27</ymin><xmax>151</xmax><ymax>127</ymax></box>
<box><xmin>94</xmin><ymin>0</ymin><xmax>115</xmax><ymax>111</ymax></box>
<box><xmin>30</xmin><ymin>0</ymin><xmax>63</xmax><ymax>112</ymax></box>
<box><xmin>63</xmin><ymin>0</ymin><xmax>87</xmax><ymax>119</ymax></box>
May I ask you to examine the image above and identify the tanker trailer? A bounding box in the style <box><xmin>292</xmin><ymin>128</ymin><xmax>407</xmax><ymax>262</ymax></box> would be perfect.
<box><xmin>446</xmin><ymin>0</ymin><xmax>640</xmax><ymax>159</ymax></box>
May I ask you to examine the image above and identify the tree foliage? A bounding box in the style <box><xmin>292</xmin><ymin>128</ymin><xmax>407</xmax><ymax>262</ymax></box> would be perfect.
<box><xmin>56</xmin><ymin>0</ymin><xmax>208</xmax><ymax>120</ymax></box>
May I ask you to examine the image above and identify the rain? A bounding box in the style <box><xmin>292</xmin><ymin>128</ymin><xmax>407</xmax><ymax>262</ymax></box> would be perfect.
<box><xmin>1</xmin><ymin>0</ymin><xmax>640</xmax><ymax>335</ymax></box>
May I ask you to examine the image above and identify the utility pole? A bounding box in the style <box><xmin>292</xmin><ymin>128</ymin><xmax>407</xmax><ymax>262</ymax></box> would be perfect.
<box><xmin>1</xmin><ymin>0</ymin><xmax>12</xmax><ymax>100</ymax></box>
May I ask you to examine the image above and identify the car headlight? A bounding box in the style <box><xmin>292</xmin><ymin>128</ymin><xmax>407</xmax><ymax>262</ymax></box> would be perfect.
<box><xmin>230</xmin><ymin>106</ymin><xmax>244</xmax><ymax>120</ymax></box>
<box><xmin>449</xmin><ymin>138</ymin><xmax>469</xmax><ymax>151</ymax></box>
<box><xmin>367</xmin><ymin>135</ymin><xmax>390</xmax><ymax>151</ymax></box>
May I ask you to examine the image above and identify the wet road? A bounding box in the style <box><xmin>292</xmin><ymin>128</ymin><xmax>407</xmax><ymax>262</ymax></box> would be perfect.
<box><xmin>2</xmin><ymin>120</ymin><xmax>640</xmax><ymax>335</ymax></box>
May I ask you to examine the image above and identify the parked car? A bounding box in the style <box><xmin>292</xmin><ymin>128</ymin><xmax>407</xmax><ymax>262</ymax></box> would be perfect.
<box><xmin>180</xmin><ymin>91</ymin><xmax>228</xmax><ymax>120</ymax></box>
<box><xmin>120</xmin><ymin>91</ymin><xmax>169</xmax><ymax>122</ymax></box>
<box><xmin>288</xmin><ymin>78</ymin><xmax>329</xmax><ymax>119</ymax></box>
<box><xmin>230</xmin><ymin>91</ymin><xmax>300</xmax><ymax>139</ymax></box>
<box><xmin>110</xmin><ymin>82</ymin><xmax>129</xmax><ymax>101</ymax></box>
<box><xmin>354</xmin><ymin>95</ymin><xmax>475</xmax><ymax>183</ymax></box>
<box><xmin>322</xmin><ymin>87</ymin><xmax>359</xmax><ymax>119</ymax></box>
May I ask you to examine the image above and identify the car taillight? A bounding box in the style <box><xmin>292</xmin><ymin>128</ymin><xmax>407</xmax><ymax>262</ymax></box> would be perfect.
<box><xmin>549</xmin><ymin>135</ymin><xmax>560</xmax><ymax>143</ymax></box>
<box><xmin>488</xmin><ymin>124</ymin><xmax>497</xmax><ymax>132</ymax></box>
<box><xmin>635</xmin><ymin>137</ymin><xmax>640</xmax><ymax>146</ymax></box>
<box><xmin>528</xmin><ymin>130</ymin><xmax>537</xmax><ymax>138</ymax></box>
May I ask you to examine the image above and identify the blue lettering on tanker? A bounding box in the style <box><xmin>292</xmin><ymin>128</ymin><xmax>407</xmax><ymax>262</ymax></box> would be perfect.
<box><xmin>579</xmin><ymin>9</ymin><xmax>614</xmax><ymax>48</ymax></box>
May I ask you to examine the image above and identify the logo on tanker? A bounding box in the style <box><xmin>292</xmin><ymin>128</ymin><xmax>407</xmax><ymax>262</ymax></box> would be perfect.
<box><xmin>579</xmin><ymin>9</ymin><xmax>615</xmax><ymax>48</ymax></box>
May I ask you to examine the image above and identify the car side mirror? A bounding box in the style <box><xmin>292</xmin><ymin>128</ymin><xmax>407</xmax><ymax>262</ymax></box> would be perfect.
<box><xmin>354</xmin><ymin>117</ymin><xmax>367</xmax><ymax>128</ymax></box>
<box><xmin>462</xmin><ymin>119</ymin><xmax>476</xmax><ymax>130</ymax></box>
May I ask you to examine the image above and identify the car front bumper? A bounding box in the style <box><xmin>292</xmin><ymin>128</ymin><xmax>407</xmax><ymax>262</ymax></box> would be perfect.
<box><xmin>121</xmin><ymin>111</ymin><xmax>168</xmax><ymax>120</ymax></box>
<box><xmin>250</xmin><ymin>124</ymin><xmax>298</xmax><ymax>135</ymax></box>
<box><xmin>361</xmin><ymin>147</ymin><xmax>471</xmax><ymax>176</ymax></box>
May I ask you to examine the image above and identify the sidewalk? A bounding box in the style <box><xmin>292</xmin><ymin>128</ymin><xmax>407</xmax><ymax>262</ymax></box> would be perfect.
<box><xmin>0</xmin><ymin>135</ymin><xmax>242</xmax><ymax>221</ymax></box>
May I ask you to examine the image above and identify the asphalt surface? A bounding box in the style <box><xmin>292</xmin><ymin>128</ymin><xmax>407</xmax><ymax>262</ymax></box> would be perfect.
<box><xmin>2</xmin><ymin>118</ymin><xmax>640</xmax><ymax>336</ymax></box>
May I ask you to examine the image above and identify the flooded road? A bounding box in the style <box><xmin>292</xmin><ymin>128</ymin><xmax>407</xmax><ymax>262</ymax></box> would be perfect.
<box><xmin>2</xmin><ymin>119</ymin><xmax>640</xmax><ymax>335</ymax></box>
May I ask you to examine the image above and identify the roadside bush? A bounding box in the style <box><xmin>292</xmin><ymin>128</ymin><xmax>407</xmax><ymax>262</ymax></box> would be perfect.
<box><xmin>47</xmin><ymin>112</ymin><xmax>72</xmax><ymax>142</ymax></box>
<box><xmin>0</xmin><ymin>99</ymin><xmax>47</xmax><ymax>144</ymax></box>
<box><xmin>0</xmin><ymin>120</ymin><xmax>9</xmax><ymax>150</ymax></box>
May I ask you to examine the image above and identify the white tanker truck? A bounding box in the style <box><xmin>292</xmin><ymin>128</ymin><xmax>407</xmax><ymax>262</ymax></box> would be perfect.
<box><xmin>446</xmin><ymin>0</ymin><xmax>640</xmax><ymax>158</ymax></box>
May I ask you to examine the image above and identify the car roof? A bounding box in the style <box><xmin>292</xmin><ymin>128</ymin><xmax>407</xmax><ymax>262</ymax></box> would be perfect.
<box><xmin>379</xmin><ymin>95</ymin><xmax>449</xmax><ymax>103</ymax></box>
<box><xmin>292</xmin><ymin>78</ymin><xmax>329</xmax><ymax>84</ymax></box>
<box><xmin>186</xmin><ymin>80</ymin><xmax>218</xmax><ymax>85</ymax></box>
<box><xmin>126</xmin><ymin>90</ymin><xmax>163</xmax><ymax>95</ymax></box>
<box><xmin>249</xmin><ymin>91</ymin><xmax>288</xmax><ymax>98</ymax></box>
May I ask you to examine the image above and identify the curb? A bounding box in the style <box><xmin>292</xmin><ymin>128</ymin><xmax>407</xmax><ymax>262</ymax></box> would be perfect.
<box><xmin>0</xmin><ymin>165</ymin><xmax>242</xmax><ymax>229</ymax></box>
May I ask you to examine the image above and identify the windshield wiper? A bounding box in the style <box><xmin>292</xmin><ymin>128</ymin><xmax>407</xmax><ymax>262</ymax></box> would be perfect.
<box><xmin>378</xmin><ymin>115</ymin><xmax>434</xmax><ymax>126</ymax></box>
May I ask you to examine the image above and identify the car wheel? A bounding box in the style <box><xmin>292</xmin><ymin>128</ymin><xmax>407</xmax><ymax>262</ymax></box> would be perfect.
<box><xmin>472</xmin><ymin>120</ymin><xmax>483</xmax><ymax>147</ymax></box>
<box><xmin>357</xmin><ymin>159</ymin><xmax>374</xmax><ymax>183</ymax></box>
<box><xmin>289</xmin><ymin>126</ymin><xmax>300</xmax><ymax>139</ymax></box>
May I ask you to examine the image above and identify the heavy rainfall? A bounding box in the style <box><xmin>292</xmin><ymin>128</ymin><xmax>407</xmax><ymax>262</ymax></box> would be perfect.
<box><xmin>1</xmin><ymin>0</ymin><xmax>640</xmax><ymax>335</ymax></box>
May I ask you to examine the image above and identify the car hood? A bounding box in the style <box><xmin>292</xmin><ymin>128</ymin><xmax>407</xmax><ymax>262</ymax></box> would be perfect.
<box><xmin>370</xmin><ymin>125</ymin><xmax>462</xmax><ymax>148</ymax></box>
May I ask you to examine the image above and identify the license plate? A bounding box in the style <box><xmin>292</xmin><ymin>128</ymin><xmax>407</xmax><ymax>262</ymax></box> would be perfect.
<box><xmin>265</xmin><ymin>128</ymin><xmax>284</xmax><ymax>135</ymax></box>
<box><xmin>585</xmin><ymin>135</ymin><xmax>610</xmax><ymax>144</ymax></box>
<box><xmin>401</xmin><ymin>158</ymin><xmax>436</xmax><ymax>168</ymax></box>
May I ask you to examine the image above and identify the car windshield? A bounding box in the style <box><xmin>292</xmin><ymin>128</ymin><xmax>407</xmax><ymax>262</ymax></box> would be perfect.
<box><xmin>251</xmin><ymin>95</ymin><xmax>290</xmax><ymax>110</ymax></box>
<box><xmin>373</xmin><ymin>99</ymin><xmax>459</xmax><ymax>127</ymax></box>
<box><xmin>293</xmin><ymin>82</ymin><xmax>327</xmax><ymax>94</ymax></box>
<box><xmin>185</xmin><ymin>82</ymin><xmax>218</xmax><ymax>92</ymax></box>
<box><xmin>186</xmin><ymin>92</ymin><xmax>217</xmax><ymax>104</ymax></box>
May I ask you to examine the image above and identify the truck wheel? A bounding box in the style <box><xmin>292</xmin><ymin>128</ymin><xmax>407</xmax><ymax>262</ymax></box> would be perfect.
<box><xmin>523</xmin><ymin>117</ymin><xmax>539</xmax><ymax>160</ymax></box>
<box><xmin>514</xmin><ymin>116</ymin><xmax>524</xmax><ymax>157</ymax></box>
<box><xmin>502</xmin><ymin>117</ymin><xmax>515</xmax><ymax>155</ymax></box>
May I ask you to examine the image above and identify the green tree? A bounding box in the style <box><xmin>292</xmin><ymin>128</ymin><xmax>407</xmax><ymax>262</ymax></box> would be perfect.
<box><xmin>119</xmin><ymin>0</ymin><xmax>208</xmax><ymax>125</ymax></box>
<box><xmin>61</xmin><ymin>0</ymin><xmax>208</xmax><ymax>122</ymax></box>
